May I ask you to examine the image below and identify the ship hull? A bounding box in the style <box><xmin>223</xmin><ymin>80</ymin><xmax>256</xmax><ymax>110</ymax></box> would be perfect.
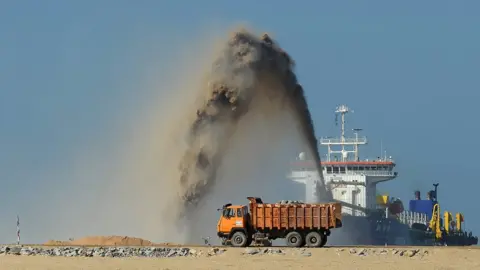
<box><xmin>329</xmin><ymin>215</ymin><xmax>410</xmax><ymax>246</ymax></box>
<box><xmin>329</xmin><ymin>214</ymin><xmax>478</xmax><ymax>246</ymax></box>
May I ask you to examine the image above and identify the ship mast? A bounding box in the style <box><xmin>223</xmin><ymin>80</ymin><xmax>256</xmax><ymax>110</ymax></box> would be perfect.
<box><xmin>335</xmin><ymin>105</ymin><xmax>350</xmax><ymax>161</ymax></box>
<box><xmin>321</xmin><ymin>105</ymin><xmax>367</xmax><ymax>162</ymax></box>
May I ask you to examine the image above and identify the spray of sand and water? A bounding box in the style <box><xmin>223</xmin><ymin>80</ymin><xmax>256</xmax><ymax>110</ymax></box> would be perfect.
<box><xmin>165</xmin><ymin>29</ymin><xmax>333</xmax><ymax>241</ymax></box>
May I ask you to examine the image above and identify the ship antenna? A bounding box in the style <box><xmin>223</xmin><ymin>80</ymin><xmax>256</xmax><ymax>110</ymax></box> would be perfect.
<box><xmin>380</xmin><ymin>139</ymin><xmax>383</xmax><ymax>161</ymax></box>
<box><xmin>353</xmin><ymin>128</ymin><xmax>363</xmax><ymax>161</ymax></box>
<box><xmin>335</xmin><ymin>105</ymin><xmax>353</xmax><ymax>159</ymax></box>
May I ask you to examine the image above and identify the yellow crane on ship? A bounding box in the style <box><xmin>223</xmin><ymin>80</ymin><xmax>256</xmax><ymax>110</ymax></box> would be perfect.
<box><xmin>420</xmin><ymin>183</ymin><xmax>476</xmax><ymax>245</ymax></box>
<box><xmin>430</xmin><ymin>203</ymin><xmax>468</xmax><ymax>241</ymax></box>
<box><xmin>376</xmin><ymin>183</ymin><xmax>477</xmax><ymax>245</ymax></box>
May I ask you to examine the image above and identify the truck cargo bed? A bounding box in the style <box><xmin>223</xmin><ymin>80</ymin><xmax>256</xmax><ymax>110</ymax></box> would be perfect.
<box><xmin>247</xmin><ymin>197</ymin><xmax>342</xmax><ymax>231</ymax></box>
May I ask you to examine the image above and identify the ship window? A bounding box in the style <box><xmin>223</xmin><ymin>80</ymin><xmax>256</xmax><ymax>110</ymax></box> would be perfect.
<box><xmin>347</xmin><ymin>166</ymin><xmax>353</xmax><ymax>171</ymax></box>
<box><xmin>333</xmin><ymin>167</ymin><xmax>339</xmax><ymax>173</ymax></box>
<box><xmin>327</xmin><ymin>167</ymin><xmax>332</xmax><ymax>173</ymax></box>
<box><xmin>340</xmin><ymin>167</ymin><xmax>346</xmax><ymax>173</ymax></box>
<box><xmin>371</xmin><ymin>166</ymin><xmax>377</xmax><ymax>170</ymax></box>
<box><xmin>359</xmin><ymin>167</ymin><xmax>364</xmax><ymax>170</ymax></box>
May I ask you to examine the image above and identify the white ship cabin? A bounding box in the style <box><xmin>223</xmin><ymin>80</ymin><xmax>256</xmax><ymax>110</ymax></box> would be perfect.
<box><xmin>322</xmin><ymin>160</ymin><xmax>397</xmax><ymax>178</ymax></box>
<box><xmin>288</xmin><ymin>105</ymin><xmax>398</xmax><ymax>217</ymax></box>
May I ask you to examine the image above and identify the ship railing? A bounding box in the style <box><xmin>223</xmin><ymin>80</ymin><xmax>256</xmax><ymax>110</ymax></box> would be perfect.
<box><xmin>398</xmin><ymin>211</ymin><xmax>428</xmax><ymax>227</ymax></box>
<box><xmin>319</xmin><ymin>137</ymin><xmax>367</xmax><ymax>144</ymax></box>
<box><xmin>288</xmin><ymin>170</ymin><xmax>397</xmax><ymax>177</ymax></box>
<box><xmin>344</xmin><ymin>171</ymin><xmax>397</xmax><ymax>177</ymax></box>
<box><xmin>291</xmin><ymin>157</ymin><xmax>396</xmax><ymax>164</ymax></box>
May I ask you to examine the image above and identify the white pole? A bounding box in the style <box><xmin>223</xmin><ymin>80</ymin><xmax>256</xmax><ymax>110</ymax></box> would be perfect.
<box><xmin>17</xmin><ymin>215</ymin><xmax>20</xmax><ymax>245</ymax></box>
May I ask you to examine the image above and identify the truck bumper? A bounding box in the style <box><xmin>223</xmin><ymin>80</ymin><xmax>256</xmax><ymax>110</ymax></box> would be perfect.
<box><xmin>217</xmin><ymin>232</ymin><xmax>228</xmax><ymax>238</ymax></box>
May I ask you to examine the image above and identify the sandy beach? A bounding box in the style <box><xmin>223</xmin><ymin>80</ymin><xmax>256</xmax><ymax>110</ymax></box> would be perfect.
<box><xmin>1</xmin><ymin>246</ymin><xmax>479</xmax><ymax>270</ymax></box>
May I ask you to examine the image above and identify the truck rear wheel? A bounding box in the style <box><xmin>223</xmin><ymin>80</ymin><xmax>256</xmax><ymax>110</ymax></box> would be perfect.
<box><xmin>305</xmin><ymin>231</ymin><xmax>323</xmax><ymax>247</ymax></box>
<box><xmin>231</xmin><ymin>231</ymin><xmax>248</xmax><ymax>247</ymax></box>
<box><xmin>286</xmin><ymin>231</ymin><xmax>303</xmax><ymax>247</ymax></box>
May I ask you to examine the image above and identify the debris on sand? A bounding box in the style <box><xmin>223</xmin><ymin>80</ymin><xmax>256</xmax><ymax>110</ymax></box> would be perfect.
<box><xmin>44</xmin><ymin>236</ymin><xmax>155</xmax><ymax>246</ymax></box>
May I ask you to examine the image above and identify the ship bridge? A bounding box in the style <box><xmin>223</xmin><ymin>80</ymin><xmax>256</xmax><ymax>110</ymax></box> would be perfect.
<box><xmin>322</xmin><ymin>160</ymin><xmax>397</xmax><ymax>181</ymax></box>
<box><xmin>288</xmin><ymin>104</ymin><xmax>398</xmax><ymax>217</ymax></box>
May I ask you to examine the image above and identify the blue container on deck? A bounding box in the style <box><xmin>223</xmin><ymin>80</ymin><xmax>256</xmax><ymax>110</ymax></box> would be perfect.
<box><xmin>409</xmin><ymin>200</ymin><xmax>435</xmax><ymax>220</ymax></box>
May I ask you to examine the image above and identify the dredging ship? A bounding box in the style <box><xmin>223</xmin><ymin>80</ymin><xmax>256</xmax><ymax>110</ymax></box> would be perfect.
<box><xmin>288</xmin><ymin>104</ymin><xmax>478</xmax><ymax>246</ymax></box>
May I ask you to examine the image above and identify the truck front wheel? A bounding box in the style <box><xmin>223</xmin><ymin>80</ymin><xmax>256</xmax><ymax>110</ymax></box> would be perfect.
<box><xmin>231</xmin><ymin>231</ymin><xmax>248</xmax><ymax>247</ymax></box>
<box><xmin>286</xmin><ymin>231</ymin><xmax>303</xmax><ymax>247</ymax></box>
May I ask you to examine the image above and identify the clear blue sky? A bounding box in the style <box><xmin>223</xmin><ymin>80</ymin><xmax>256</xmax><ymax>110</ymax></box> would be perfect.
<box><xmin>1</xmin><ymin>1</ymin><xmax>479</xmax><ymax>243</ymax></box>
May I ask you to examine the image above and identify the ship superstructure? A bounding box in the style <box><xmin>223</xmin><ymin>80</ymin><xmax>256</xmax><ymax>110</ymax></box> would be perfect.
<box><xmin>290</xmin><ymin>104</ymin><xmax>397</xmax><ymax>216</ymax></box>
<box><xmin>288</xmin><ymin>104</ymin><xmax>478</xmax><ymax>246</ymax></box>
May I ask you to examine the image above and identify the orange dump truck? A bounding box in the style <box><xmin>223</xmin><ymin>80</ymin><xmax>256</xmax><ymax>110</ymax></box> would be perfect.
<box><xmin>216</xmin><ymin>197</ymin><xmax>342</xmax><ymax>247</ymax></box>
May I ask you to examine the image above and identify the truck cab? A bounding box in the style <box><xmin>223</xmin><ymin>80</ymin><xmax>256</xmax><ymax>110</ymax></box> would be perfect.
<box><xmin>217</xmin><ymin>204</ymin><xmax>251</xmax><ymax>246</ymax></box>
<box><xmin>217</xmin><ymin>204</ymin><xmax>249</xmax><ymax>234</ymax></box>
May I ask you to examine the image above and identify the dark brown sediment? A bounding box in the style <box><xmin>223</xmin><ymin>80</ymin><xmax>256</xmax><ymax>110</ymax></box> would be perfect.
<box><xmin>177</xmin><ymin>30</ymin><xmax>332</xmax><ymax>219</ymax></box>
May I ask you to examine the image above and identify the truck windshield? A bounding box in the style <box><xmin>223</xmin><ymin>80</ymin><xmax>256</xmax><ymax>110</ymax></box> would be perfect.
<box><xmin>222</xmin><ymin>208</ymin><xmax>235</xmax><ymax>218</ymax></box>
